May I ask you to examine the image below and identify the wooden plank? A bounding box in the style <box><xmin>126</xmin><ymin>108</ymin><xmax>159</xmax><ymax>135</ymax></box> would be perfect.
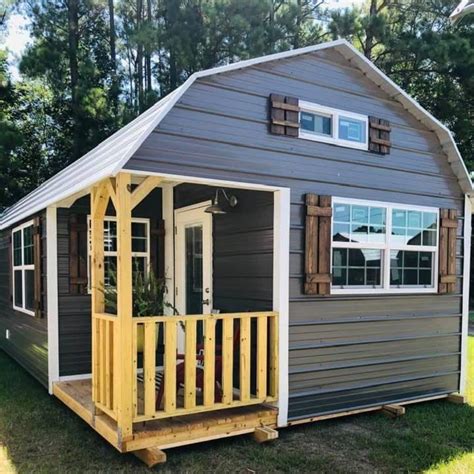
<box><xmin>134</xmin><ymin>447</ymin><xmax>167</xmax><ymax>467</ymax></box>
<box><xmin>131</xmin><ymin>311</ymin><xmax>278</xmax><ymax>323</ymax></box>
<box><xmin>447</xmin><ymin>209</ymin><xmax>457</xmax><ymax>293</ymax></box>
<box><xmin>441</xmin><ymin>218</ymin><xmax>458</xmax><ymax>228</ymax></box>
<box><xmin>304</xmin><ymin>194</ymin><xmax>319</xmax><ymax>295</ymax></box>
<box><xmin>271</xmin><ymin>119</ymin><xmax>300</xmax><ymax>128</ymax></box>
<box><xmin>306</xmin><ymin>206</ymin><xmax>332</xmax><ymax>217</ymax></box>
<box><xmin>306</xmin><ymin>273</ymin><xmax>331</xmax><ymax>284</ymax></box>
<box><xmin>271</xmin><ymin>100</ymin><xmax>300</xmax><ymax>112</ymax></box>
<box><xmin>131</xmin><ymin>176</ymin><xmax>163</xmax><ymax>209</ymax></box>
<box><xmin>438</xmin><ymin>209</ymin><xmax>449</xmax><ymax>294</ymax></box>
<box><xmin>184</xmin><ymin>319</ymin><xmax>197</xmax><ymax>409</ymax></box>
<box><xmin>369</xmin><ymin>121</ymin><xmax>391</xmax><ymax>132</ymax></box>
<box><xmin>203</xmin><ymin>318</ymin><xmax>216</xmax><ymax>407</ymax></box>
<box><xmin>447</xmin><ymin>393</ymin><xmax>465</xmax><ymax>404</ymax></box>
<box><xmin>256</xmin><ymin>316</ymin><xmax>267</xmax><ymax>400</ymax></box>
<box><xmin>382</xmin><ymin>404</ymin><xmax>405</xmax><ymax>418</ymax></box>
<box><xmin>252</xmin><ymin>426</ymin><xmax>278</xmax><ymax>444</ymax></box>
<box><xmin>164</xmin><ymin>320</ymin><xmax>177</xmax><ymax>413</ymax></box>
<box><xmin>440</xmin><ymin>275</ymin><xmax>457</xmax><ymax>284</ymax></box>
<box><xmin>318</xmin><ymin>195</ymin><xmax>332</xmax><ymax>295</ymax></box>
<box><xmin>115</xmin><ymin>172</ymin><xmax>134</xmax><ymax>442</ymax></box>
<box><xmin>268</xmin><ymin>314</ymin><xmax>278</xmax><ymax>398</ymax></box>
<box><xmin>144</xmin><ymin>321</ymin><xmax>156</xmax><ymax>417</ymax></box>
<box><xmin>105</xmin><ymin>320</ymin><xmax>112</xmax><ymax>409</ymax></box>
<box><xmin>132</xmin><ymin>322</ymin><xmax>138</xmax><ymax>417</ymax></box>
<box><xmin>221</xmin><ymin>317</ymin><xmax>234</xmax><ymax>405</ymax></box>
<box><xmin>370</xmin><ymin>137</ymin><xmax>391</xmax><ymax>147</ymax></box>
<box><xmin>92</xmin><ymin>316</ymin><xmax>99</xmax><ymax>402</ymax></box>
<box><xmin>239</xmin><ymin>316</ymin><xmax>251</xmax><ymax>402</ymax></box>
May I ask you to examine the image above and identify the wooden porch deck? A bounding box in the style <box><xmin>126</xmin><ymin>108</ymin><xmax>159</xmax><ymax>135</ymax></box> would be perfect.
<box><xmin>53</xmin><ymin>379</ymin><xmax>278</xmax><ymax>454</ymax></box>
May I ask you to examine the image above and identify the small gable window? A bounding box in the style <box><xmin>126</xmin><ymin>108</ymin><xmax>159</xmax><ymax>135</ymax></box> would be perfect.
<box><xmin>299</xmin><ymin>101</ymin><xmax>368</xmax><ymax>150</ymax></box>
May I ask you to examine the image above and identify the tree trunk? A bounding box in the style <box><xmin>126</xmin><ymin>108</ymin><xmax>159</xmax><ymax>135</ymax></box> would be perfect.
<box><xmin>137</xmin><ymin>0</ymin><xmax>144</xmax><ymax>111</ymax></box>
<box><xmin>67</xmin><ymin>0</ymin><xmax>80</xmax><ymax>160</ymax></box>
<box><xmin>145</xmin><ymin>0</ymin><xmax>152</xmax><ymax>93</ymax></box>
<box><xmin>365</xmin><ymin>0</ymin><xmax>378</xmax><ymax>60</ymax></box>
<box><xmin>108</xmin><ymin>0</ymin><xmax>118</xmax><ymax>115</ymax></box>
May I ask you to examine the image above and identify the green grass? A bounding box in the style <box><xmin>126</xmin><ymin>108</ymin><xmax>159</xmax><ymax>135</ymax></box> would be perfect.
<box><xmin>0</xmin><ymin>338</ymin><xmax>473</xmax><ymax>473</ymax></box>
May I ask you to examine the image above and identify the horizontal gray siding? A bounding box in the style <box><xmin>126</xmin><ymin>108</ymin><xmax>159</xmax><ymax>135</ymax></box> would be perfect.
<box><xmin>0</xmin><ymin>214</ymin><xmax>49</xmax><ymax>387</ymax></box>
<box><xmin>125</xmin><ymin>48</ymin><xmax>465</xmax><ymax>419</ymax></box>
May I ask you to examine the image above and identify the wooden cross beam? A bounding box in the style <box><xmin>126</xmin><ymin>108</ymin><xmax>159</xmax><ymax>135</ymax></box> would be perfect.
<box><xmin>131</xmin><ymin>176</ymin><xmax>163</xmax><ymax>209</ymax></box>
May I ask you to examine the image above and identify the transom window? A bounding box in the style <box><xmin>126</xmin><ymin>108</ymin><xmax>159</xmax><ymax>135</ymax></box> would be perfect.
<box><xmin>12</xmin><ymin>221</ymin><xmax>35</xmax><ymax>315</ymax></box>
<box><xmin>299</xmin><ymin>101</ymin><xmax>368</xmax><ymax>150</ymax></box>
<box><xmin>331</xmin><ymin>198</ymin><xmax>439</xmax><ymax>294</ymax></box>
<box><xmin>87</xmin><ymin>216</ymin><xmax>150</xmax><ymax>289</ymax></box>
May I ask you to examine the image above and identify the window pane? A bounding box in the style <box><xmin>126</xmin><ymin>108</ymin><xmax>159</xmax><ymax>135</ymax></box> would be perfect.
<box><xmin>334</xmin><ymin>204</ymin><xmax>350</xmax><ymax>223</ymax></box>
<box><xmin>25</xmin><ymin>270</ymin><xmax>35</xmax><ymax>311</ymax></box>
<box><xmin>132</xmin><ymin>222</ymin><xmax>146</xmax><ymax>237</ymax></box>
<box><xmin>132</xmin><ymin>238</ymin><xmax>147</xmax><ymax>252</ymax></box>
<box><xmin>23</xmin><ymin>225</ymin><xmax>34</xmax><ymax>265</ymax></box>
<box><xmin>391</xmin><ymin>209</ymin><xmax>437</xmax><ymax>247</ymax></box>
<box><xmin>14</xmin><ymin>270</ymin><xmax>23</xmax><ymax>307</ymax></box>
<box><xmin>300</xmin><ymin>112</ymin><xmax>332</xmax><ymax>136</ymax></box>
<box><xmin>13</xmin><ymin>230</ymin><xmax>22</xmax><ymax>266</ymax></box>
<box><xmin>370</xmin><ymin>207</ymin><xmax>385</xmax><ymax>226</ymax></box>
<box><xmin>104</xmin><ymin>221</ymin><xmax>117</xmax><ymax>252</ymax></box>
<box><xmin>132</xmin><ymin>257</ymin><xmax>147</xmax><ymax>279</ymax></box>
<box><xmin>351</xmin><ymin>224</ymin><xmax>368</xmax><ymax>243</ymax></box>
<box><xmin>338</xmin><ymin>116</ymin><xmax>366</xmax><ymax>143</ymax></box>
<box><xmin>333</xmin><ymin>223</ymin><xmax>350</xmax><ymax>242</ymax></box>
<box><xmin>392</xmin><ymin>209</ymin><xmax>406</xmax><ymax>228</ymax></box>
<box><xmin>104</xmin><ymin>256</ymin><xmax>117</xmax><ymax>286</ymax></box>
<box><xmin>332</xmin><ymin>248</ymin><xmax>381</xmax><ymax>287</ymax></box>
<box><xmin>390</xmin><ymin>250</ymin><xmax>433</xmax><ymax>287</ymax></box>
<box><xmin>423</xmin><ymin>212</ymin><xmax>437</xmax><ymax>230</ymax></box>
<box><xmin>423</xmin><ymin>230</ymin><xmax>436</xmax><ymax>246</ymax></box>
<box><xmin>352</xmin><ymin>205</ymin><xmax>368</xmax><ymax>224</ymax></box>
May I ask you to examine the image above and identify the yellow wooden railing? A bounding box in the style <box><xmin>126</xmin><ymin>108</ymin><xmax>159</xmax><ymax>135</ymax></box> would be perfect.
<box><xmin>131</xmin><ymin>311</ymin><xmax>278</xmax><ymax>423</ymax></box>
<box><xmin>92</xmin><ymin>312</ymin><xmax>118</xmax><ymax>420</ymax></box>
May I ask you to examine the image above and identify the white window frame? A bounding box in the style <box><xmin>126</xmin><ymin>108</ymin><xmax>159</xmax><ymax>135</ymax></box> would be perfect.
<box><xmin>299</xmin><ymin>100</ymin><xmax>369</xmax><ymax>151</ymax></box>
<box><xmin>331</xmin><ymin>197</ymin><xmax>439</xmax><ymax>295</ymax></box>
<box><xmin>12</xmin><ymin>220</ymin><xmax>36</xmax><ymax>316</ymax></box>
<box><xmin>87</xmin><ymin>216</ymin><xmax>151</xmax><ymax>292</ymax></box>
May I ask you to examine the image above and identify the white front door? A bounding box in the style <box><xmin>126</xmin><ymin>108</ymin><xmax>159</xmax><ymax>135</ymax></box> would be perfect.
<box><xmin>175</xmin><ymin>202</ymin><xmax>213</xmax><ymax>316</ymax></box>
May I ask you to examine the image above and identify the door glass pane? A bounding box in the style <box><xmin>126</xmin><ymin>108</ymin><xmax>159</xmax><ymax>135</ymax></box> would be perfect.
<box><xmin>185</xmin><ymin>225</ymin><xmax>203</xmax><ymax>314</ymax></box>
<box><xmin>13</xmin><ymin>230</ymin><xmax>22</xmax><ymax>266</ymax></box>
<box><xmin>14</xmin><ymin>270</ymin><xmax>23</xmax><ymax>307</ymax></box>
<box><xmin>25</xmin><ymin>270</ymin><xmax>35</xmax><ymax>311</ymax></box>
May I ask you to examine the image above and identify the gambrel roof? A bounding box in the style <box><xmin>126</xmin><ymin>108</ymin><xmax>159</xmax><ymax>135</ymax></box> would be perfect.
<box><xmin>1</xmin><ymin>39</ymin><xmax>471</xmax><ymax>229</ymax></box>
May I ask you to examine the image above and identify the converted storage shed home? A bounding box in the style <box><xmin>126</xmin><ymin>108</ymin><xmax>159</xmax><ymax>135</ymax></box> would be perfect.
<box><xmin>0</xmin><ymin>39</ymin><xmax>472</xmax><ymax>465</ymax></box>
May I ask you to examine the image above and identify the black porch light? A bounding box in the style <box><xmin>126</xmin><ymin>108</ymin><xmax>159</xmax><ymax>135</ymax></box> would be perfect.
<box><xmin>205</xmin><ymin>188</ymin><xmax>238</xmax><ymax>214</ymax></box>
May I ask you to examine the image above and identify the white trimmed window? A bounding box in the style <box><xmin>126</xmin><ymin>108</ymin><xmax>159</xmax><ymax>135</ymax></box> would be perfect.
<box><xmin>331</xmin><ymin>198</ymin><xmax>439</xmax><ymax>294</ymax></box>
<box><xmin>12</xmin><ymin>221</ymin><xmax>35</xmax><ymax>315</ymax></box>
<box><xmin>299</xmin><ymin>101</ymin><xmax>368</xmax><ymax>150</ymax></box>
<box><xmin>87</xmin><ymin>216</ymin><xmax>150</xmax><ymax>289</ymax></box>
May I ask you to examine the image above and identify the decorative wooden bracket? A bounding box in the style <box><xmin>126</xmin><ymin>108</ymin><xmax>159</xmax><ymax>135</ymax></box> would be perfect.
<box><xmin>131</xmin><ymin>176</ymin><xmax>163</xmax><ymax>209</ymax></box>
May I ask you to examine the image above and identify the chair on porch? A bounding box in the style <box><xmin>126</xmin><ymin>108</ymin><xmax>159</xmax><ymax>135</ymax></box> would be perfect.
<box><xmin>155</xmin><ymin>320</ymin><xmax>241</xmax><ymax>409</ymax></box>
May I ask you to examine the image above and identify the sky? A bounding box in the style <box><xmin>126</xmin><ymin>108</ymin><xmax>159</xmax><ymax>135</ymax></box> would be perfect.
<box><xmin>3</xmin><ymin>0</ymin><xmax>365</xmax><ymax>80</ymax></box>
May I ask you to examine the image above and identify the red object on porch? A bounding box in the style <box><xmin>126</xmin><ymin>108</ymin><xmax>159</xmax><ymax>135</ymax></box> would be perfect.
<box><xmin>155</xmin><ymin>322</ymin><xmax>241</xmax><ymax>409</ymax></box>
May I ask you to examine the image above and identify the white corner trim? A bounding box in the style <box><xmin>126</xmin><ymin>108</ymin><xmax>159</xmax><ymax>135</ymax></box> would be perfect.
<box><xmin>460</xmin><ymin>195</ymin><xmax>471</xmax><ymax>394</ymax></box>
<box><xmin>274</xmin><ymin>188</ymin><xmax>291</xmax><ymax>427</ymax></box>
<box><xmin>46</xmin><ymin>206</ymin><xmax>59</xmax><ymax>394</ymax></box>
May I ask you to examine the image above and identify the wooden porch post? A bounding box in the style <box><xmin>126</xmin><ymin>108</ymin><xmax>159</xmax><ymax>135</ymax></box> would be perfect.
<box><xmin>91</xmin><ymin>184</ymin><xmax>108</xmax><ymax>403</ymax></box>
<box><xmin>115</xmin><ymin>172</ymin><xmax>134</xmax><ymax>442</ymax></box>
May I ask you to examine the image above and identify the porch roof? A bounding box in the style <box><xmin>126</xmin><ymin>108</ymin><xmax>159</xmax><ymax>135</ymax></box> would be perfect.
<box><xmin>1</xmin><ymin>39</ymin><xmax>471</xmax><ymax>230</ymax></box>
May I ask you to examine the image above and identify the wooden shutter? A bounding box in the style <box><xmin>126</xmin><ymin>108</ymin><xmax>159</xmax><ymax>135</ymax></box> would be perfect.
<box><xmin>304</xmin><ymin>194</ymin><xmax>332</xmax><ymax>295</ymax></box>
<box><xmin>269</xmin><ymin>94</ymin><xmax>300</xmax><ymax>137</ymax></box>
<box><xmin>369</xmin><ymin>116</ymin><xmax>391</xmax><ymax>154</ymax></box>
<box><xmin>8</xmin><ymin>233</ymin><xmax>13</xmax><ymax>304</ymax></box>
<box><xmin>33</xmin><ymin>216</ymin><xmax>43</xmax><ymax>318</ymax></box>
<box><xmin>69</xmin><ymin>213</ymin><xmax>88</xmax><ymax>294</ymax></box>
<box><xmin>438</xmin><ymin>209</ymin><xmax>458</xmax><ymax>294</ymax></box>
<box><xmin>150</xmin><ymin>218</ymin><xmax>165</xmax><ymax>278</ymax></box>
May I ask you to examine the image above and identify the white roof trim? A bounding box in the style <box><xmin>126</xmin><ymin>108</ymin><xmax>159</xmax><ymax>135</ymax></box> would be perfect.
<box><xmin>1</xmin><ymin>39</ymin><xmax>471</xmax><ymax>229</ymax></box>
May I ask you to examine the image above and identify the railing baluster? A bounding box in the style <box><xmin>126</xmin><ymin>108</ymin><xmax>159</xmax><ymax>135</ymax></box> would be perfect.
<box><xmin>268</xmin><ymin>314</ymin><xmax>278</xmax><ymax>398</ymax></box>
<box><xmin>132</xmin><ymin>322</ymin><xmax>138</xmax><ymax>416</ymax></box>
<box><xmin>100</xmin><ymin>319</ymin><xmax>106</xmax><ymax>404</ymax></box>
<box><xmin>256</xmin><ymin>315</ymin><xmax>268</xmax><ymax>400</ymax></box>
<box><xmin>105</xmin><ymin>320</ymin><xmax>111</xmax><ymax>409</ymax></box>
<box><xmin>240</xmin><ymin>316</ymin><xmax>251</xmax><ymax>402</ymax></box>
<box><xmin>203</xmin><ymin>318</ymin><xmax>216</xmax><ymax>406</ymax></box>
<box><xmin>184</xmin><ymin>319</ymin><xmax>197</xmax><ymax>409</ymax></box>
<box><xmin>164</xmin><ymin>320</ymin><xmax>177</xmax><ymax>413</ymax></box>
<box><xmin>144</xmin><ymin>321</ymin><xmax>156</xmax><ymax>417</ymax></box>
<box><xmin>221</xmin><ymin>317</ymin><xmax>233</xmax><ymax>405</ymax></box>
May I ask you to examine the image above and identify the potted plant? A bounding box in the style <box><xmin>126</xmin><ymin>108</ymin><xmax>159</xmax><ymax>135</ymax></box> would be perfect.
<box><xmin>102</xmin><ymin>263</ymin><xmax>177</xmax><ymax>352</ymax></box>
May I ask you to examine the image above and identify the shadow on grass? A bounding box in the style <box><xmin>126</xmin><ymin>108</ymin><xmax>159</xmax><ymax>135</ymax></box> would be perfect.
<box><xmin>0</xmin><ymin>348</ymin><xmax>472</xmax><ymax>473</ymax></box>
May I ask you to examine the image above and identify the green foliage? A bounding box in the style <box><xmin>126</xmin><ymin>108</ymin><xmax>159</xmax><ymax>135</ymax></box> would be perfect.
<box><xmin>102</xmin><ymin>263</ymin><xmax>176</xmax><ymax>317</ymax></box>
<box><xmin>0</xmin><ymin>0</ymin><xmax>473</xmax><ymax>212</ymax></box>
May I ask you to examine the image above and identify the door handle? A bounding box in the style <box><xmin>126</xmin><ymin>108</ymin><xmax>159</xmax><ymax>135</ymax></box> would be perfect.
<box><xmin>202</xmin><ymin>299</ymin><xmax>210</xmax><ymax>306</ymax></box>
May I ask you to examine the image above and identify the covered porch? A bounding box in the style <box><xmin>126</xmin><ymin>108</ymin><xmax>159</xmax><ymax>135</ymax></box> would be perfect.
<box><xmin>52</xmin><ymin>171</ymin><xmax>288</xmax><ymax>462</ymax></box>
